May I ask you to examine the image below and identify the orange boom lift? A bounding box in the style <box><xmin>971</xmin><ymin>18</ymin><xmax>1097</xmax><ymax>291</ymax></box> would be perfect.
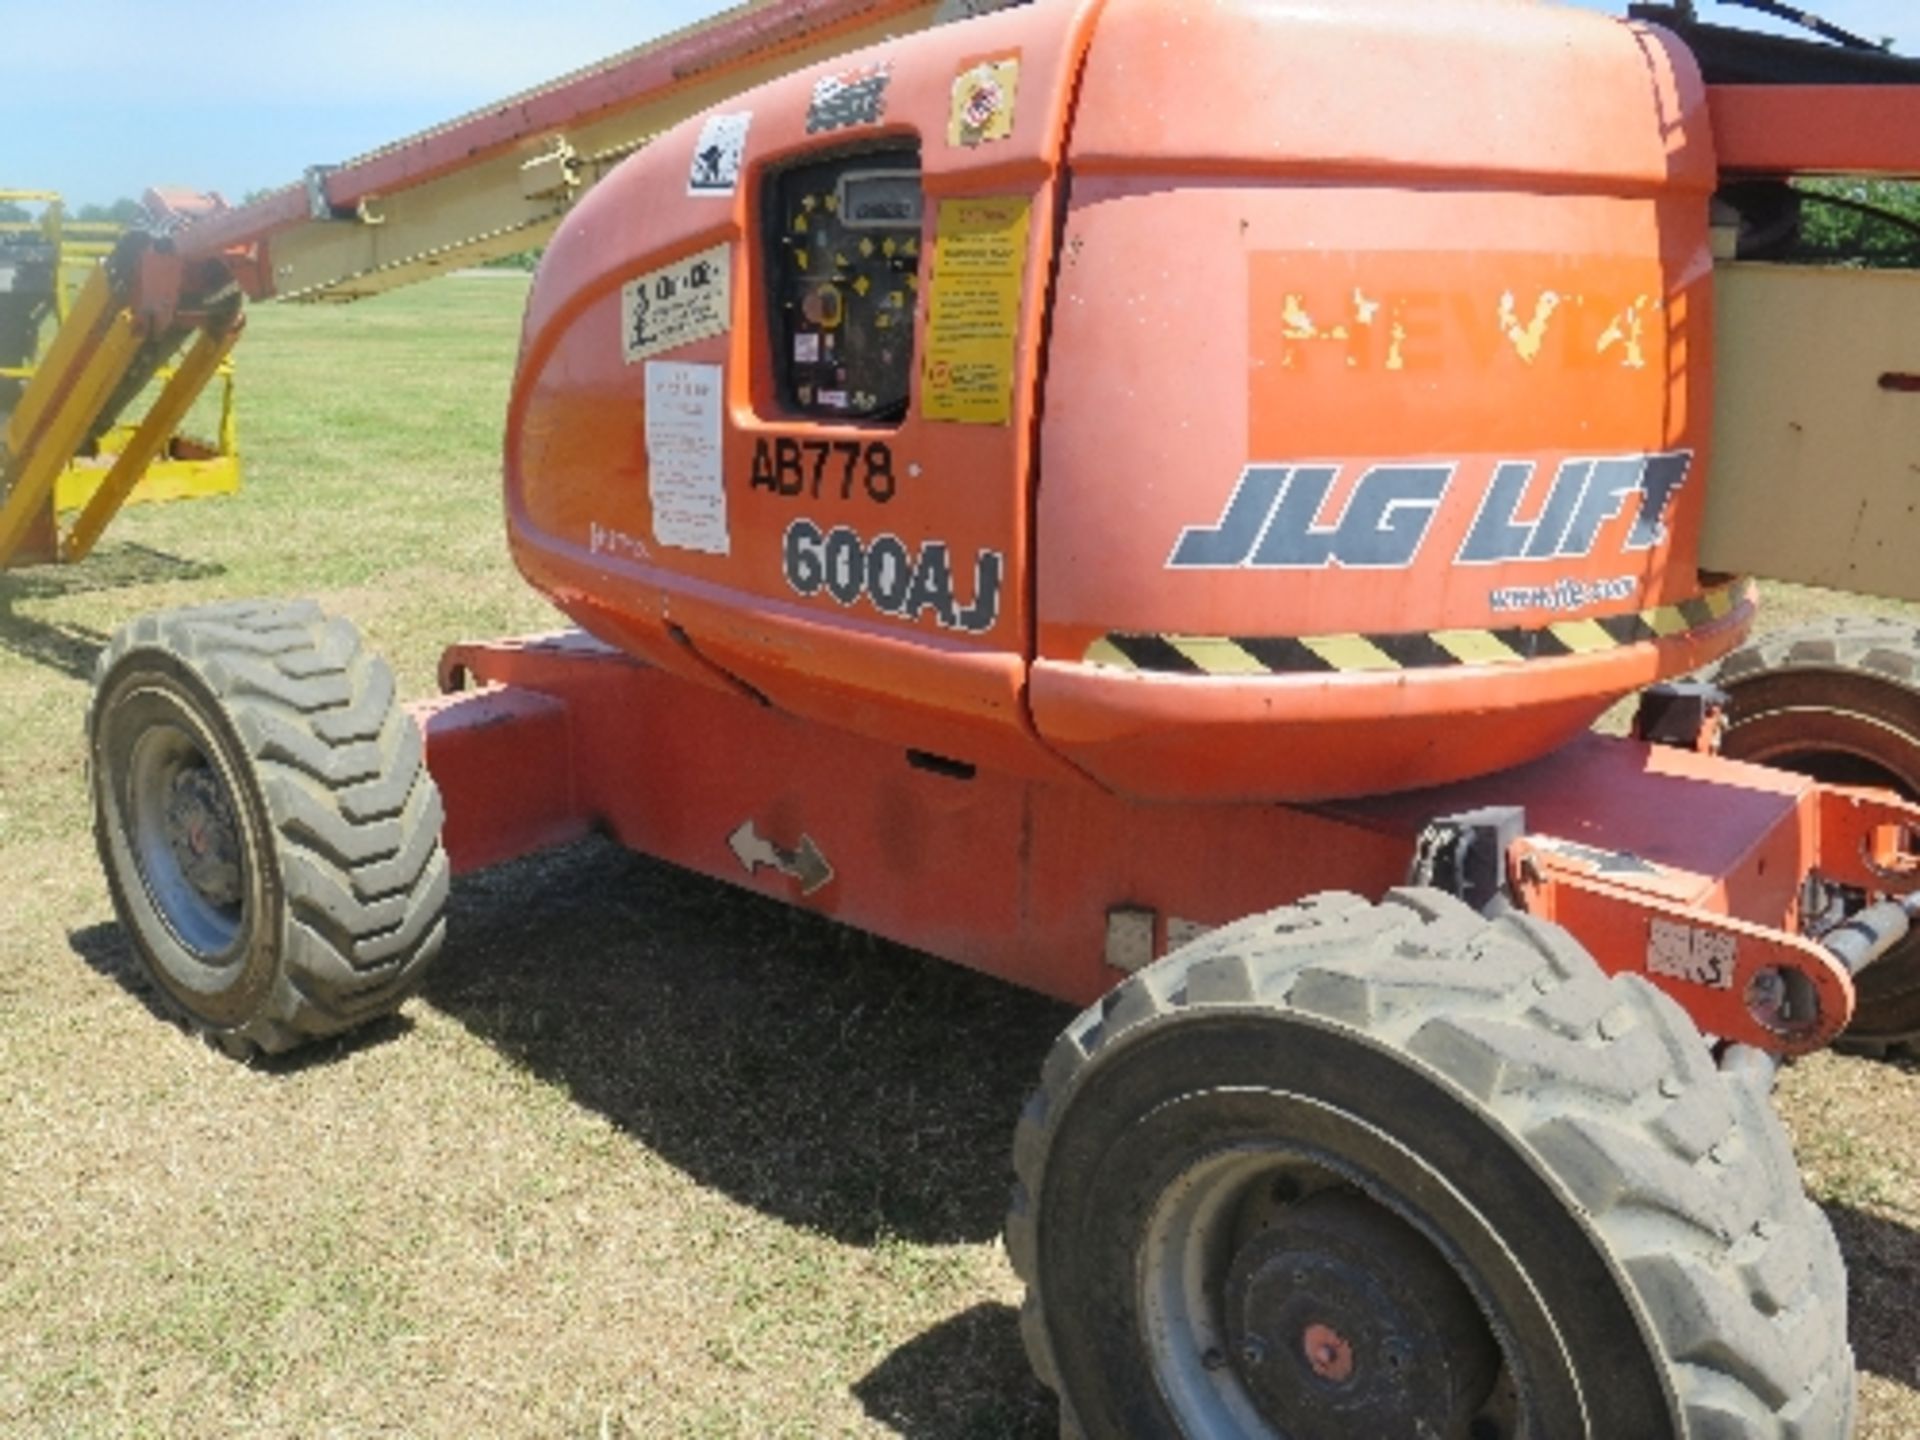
<box><xmin>17</xmin><ymin>0</ymin><xmax>1920</xmax><ymax>1434</ymax></box>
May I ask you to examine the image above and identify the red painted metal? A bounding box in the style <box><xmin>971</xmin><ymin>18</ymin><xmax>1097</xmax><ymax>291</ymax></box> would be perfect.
<box><xmin>511</xmin><ymin>0</ymin><xmax>1755</xmax><ymax>806</ymax></box>
<box><xmin>1819</xmin><ymin>784</ymin><xmax>1920</xmax><ymax>893</ymax></box>
<box><xmin>1520</xmin><ymin>870</ymin><xmax>1852</xmax><ymax>1055</ymax></box>
<box><xmin>1708</xmin><ymin>84</ymin><xmax>1920</xmax><ymax>177</ymax></box>
<box><xmin>420</xmin><ymin>634</ymin><xmax>1920</xmax><ymax>1053</ymax></box>
<box><xmin>409</xmin><ymin>685</ymin><xmax>585</xmax><ymax>873</ymax></box>
<box><xmin>69</xmin><ymin>0</ymin><xmax>1920</xmax><ymax>1054</ymax></box>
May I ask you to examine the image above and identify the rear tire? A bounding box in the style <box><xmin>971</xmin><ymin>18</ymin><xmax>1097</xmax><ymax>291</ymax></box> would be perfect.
<box><xmin>1711</xmin><ymin>616</ymin><xmax>1920</xmax><ymax>1056</ymax></box>
<box><xmin>1008</xmin><ymin>889</ymin><xmax>1854</xmax><ymax>1439</ymax></box>
<box><xmin>88</xmin><ymin>599</ymin><xmax>448</xmax><ymax>1057</ymax></box>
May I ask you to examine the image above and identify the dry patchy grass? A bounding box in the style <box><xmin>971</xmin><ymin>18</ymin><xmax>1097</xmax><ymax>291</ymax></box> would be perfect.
<box><xmin>1</xmin><ymin>276</ymin><xmax>1915</xmax><ymax>1437</ymax></box>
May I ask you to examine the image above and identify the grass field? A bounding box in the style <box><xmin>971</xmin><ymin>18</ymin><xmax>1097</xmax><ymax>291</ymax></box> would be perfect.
<box><xmin>2</xmin><ymin>275</ymin><xmax>1916</xmax><ymax>1438</ymax></box>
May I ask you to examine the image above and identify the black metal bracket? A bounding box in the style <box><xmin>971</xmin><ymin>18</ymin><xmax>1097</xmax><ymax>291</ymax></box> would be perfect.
<box><xmin>1407</xmin><ymin>805</ymin><xmax>1527</xmax><ymax>917</ymax></box>
<box><xmin>1633</xmin><ymin>680</ymin><xmax>1730</xmax><ymax>753</ymax></box>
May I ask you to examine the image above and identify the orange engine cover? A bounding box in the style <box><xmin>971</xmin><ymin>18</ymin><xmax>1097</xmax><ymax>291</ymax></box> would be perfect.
<box><xmin>504</xmin><ymin>0</ymin><xmax>1751</xmax><ymax>804</ymax></box>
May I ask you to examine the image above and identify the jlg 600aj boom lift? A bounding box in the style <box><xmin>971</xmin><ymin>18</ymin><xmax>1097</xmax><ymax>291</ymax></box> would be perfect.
<box><xmin>14</xmin><ymin>0</ymin><xmax>1920</xmax><ymax>1434</ymax></box>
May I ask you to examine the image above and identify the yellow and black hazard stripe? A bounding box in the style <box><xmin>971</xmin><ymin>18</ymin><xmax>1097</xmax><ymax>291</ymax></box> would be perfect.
<box><xmin>1084</xmin><ymin>583</ymin><xmax>1742</xmax><ymax>676</ymax></box>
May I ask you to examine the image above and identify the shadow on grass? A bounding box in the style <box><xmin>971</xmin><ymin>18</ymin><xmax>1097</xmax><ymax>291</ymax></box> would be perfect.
<box><xmin>422</xmin><ymin>836</ymin><xmax>1072</xmax><ymax>1248</ymax></box>
<box><xmin>1830</xmin><ymin>1201</ymin><xmax>1920</xmax><ymax>1390</ymax></box>
<box><xmin>854</xmin><ymin>1302</ymin><xmax>1054</xmax><ymax>1439</ymax></box>
<box><xmin>0</xmin><ymin>541</ymin><xmax>224</xmax><ymax>680</ymax></box>
<box><xmin>67</xmin><ymin>919</ymin><xmax>415</xmax><ymax>1069</ymax></box>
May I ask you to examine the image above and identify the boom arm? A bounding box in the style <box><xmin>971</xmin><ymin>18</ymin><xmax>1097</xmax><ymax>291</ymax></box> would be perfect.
<box><xmin>169</xmin><ymin>0</ymin><xmax>944</xmax><ymax>303</ymax></box>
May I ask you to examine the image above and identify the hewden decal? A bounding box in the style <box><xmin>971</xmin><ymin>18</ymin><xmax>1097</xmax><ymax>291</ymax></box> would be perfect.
<box><xmin>688</xmin><ymin>112</ymin><xmax>751</xmax><ymax>196</ymax></box>
<box><xmin>1169</xmin><ymin>452</ymin><xmax>1691</xmax><ymax>571</ymax></box>
<box><xmin>622</xmin><ymin>244</ymin><xmax>729</xmax><ymax>364</ymax></box>
<box><xmin>783</xmin><ymin>519</ymin><xmax>1001</xmax><ymax>632</ymax></box>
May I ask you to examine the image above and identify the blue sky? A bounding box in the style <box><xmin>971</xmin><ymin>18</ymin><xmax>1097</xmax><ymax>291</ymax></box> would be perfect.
<box><xmin>3</xmin><ymin>0</ymin><xmax>1916</xmax><ymax>209</ymax></box>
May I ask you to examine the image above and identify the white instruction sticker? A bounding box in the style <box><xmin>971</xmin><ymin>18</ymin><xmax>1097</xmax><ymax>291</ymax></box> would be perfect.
<box><xmin>622</xmin><ymin>243</ymin><xmax>729</xmax><ymax>364</ymax></box>
<box><xmin>644</xmin><ymin>362</ymin><xmax>728</xmax><ymax>556</ymax></box>
<box><xmin>1647</xmin><ymin>918</ymin><xmax>1738</xmax><ymax>990</ymax></box>
<box><xmin>688</xmin><ymin>112</ymin><xmax>751</xmax><ymax>196</ymax></box>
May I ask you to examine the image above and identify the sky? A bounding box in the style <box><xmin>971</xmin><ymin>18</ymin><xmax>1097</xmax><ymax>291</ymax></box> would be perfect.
<box><xmin>2</xmin><ymin>0</ymin><xmax>1916</xmax><ymax>209</ymax></box>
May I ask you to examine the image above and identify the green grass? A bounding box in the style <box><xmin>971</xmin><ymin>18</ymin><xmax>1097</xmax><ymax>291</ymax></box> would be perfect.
<box><xmin>0</xmin><ymin>280</ymin><xmax>1053</xmax><ymax>1436</ymax></box>
<box><xmin>0</xmin><ymin>274</ymin><xmax>1916</xmax><ymax>1437</ymax></box>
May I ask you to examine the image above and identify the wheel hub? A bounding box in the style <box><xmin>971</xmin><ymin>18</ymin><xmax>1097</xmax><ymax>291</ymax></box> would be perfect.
<box><xmin>123</xmin><ymin>713</ymin><xmax>249</xmax><ymax>960</ymax></box>
<box><xmin>1301</xmin><ymin>1322</ymin><xmax>1355</xmax><ymax>1383</ymax></box>
<box><xmin>163</xmin><ymin>763</ymin><xmax>242</xmax><ymax>909</ymax></box>
<box><xmin>1221</xmin><ymin>1190</ymin><xmax>1499</xmax><ymax>1438</ymax></box>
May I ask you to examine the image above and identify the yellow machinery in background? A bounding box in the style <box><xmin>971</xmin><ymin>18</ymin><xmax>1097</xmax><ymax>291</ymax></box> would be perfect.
<box><xmin>0</xmin><ymin>190</ymin><xmax>238</xmax><ymax>565</ymax></box>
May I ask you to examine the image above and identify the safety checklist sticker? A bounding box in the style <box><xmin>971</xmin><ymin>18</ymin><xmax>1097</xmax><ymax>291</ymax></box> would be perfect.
<box><xmin>644</xmin><ymin>361</ymin><xmax>729</xmax><ymax>555</ymax></box>
<box><xmin>921</xmin><ymin>196</ymin><xmax>1029</xmax><ymax>425</ymax></box>
<box><xmin>622</xmin><ymin>243</ymin><xmax>730</xmax><ymax>364</ymax></box>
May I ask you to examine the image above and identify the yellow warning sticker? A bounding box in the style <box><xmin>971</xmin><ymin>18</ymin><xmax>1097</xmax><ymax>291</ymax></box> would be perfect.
<box><xmin>948</xmin><ymin>58</ymin><xmax>1020</xmax><ymax>147</ymax></box>
<box><xmin>922</xmin><ymin>196</ymin><xmax>1030</xmax><ymax>425</ymax></box>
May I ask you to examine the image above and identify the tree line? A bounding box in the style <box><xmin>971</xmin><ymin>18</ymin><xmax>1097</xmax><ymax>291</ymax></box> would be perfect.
<box><xmin>0</xmin><ymin>197</ymin><xmax>148</xmax><ymax>226</ymax></box>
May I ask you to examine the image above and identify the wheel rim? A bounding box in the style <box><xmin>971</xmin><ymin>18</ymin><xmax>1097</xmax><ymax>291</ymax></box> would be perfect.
<box><xmin>1722</xmin><ymin>695</ymin><xmax>1920</xmax><ymax>1041</ymax></box>
<box><xmin>1142</xmin><ymin>1147</ymin><xmax>1512</xmax><ymax>1440</ymax></box>
<box><xmin>1726</xmin><ymin>725</ymin><xmax>1914</xmax><ymax>794</ymax></box>
<box><xmin>125</xmin><ymin>714</ymin><xmax>248</xmax><ymax>961</ymax></box>
<box><xmin>1721</xmin><ymin>690</ymin><xmax>1920</xmax><ymax>797</ymax></box>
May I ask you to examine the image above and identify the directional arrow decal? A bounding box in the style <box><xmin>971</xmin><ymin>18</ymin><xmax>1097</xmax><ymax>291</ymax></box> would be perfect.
<box><xmin>727</xmin><ymin>820</ymin><xmax>835</xmax><ymax>895</ymax></box>
<box><xmin>1534</xmin><ymin>837</ymin><xmax>1659</xmax><ymax>876</ymax></box>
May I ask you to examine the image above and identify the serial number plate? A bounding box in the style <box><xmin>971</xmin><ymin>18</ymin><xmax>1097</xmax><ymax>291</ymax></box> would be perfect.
<box><xmin>1647</xmin><ymin>918</ymin><xmax>1738</xmax><ymax>990</ymax></box>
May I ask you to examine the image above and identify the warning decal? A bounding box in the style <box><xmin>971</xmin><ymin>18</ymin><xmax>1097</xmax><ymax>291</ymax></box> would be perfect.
<box><xmin>688</xmin><ymin>112</ymin><xmax>751</xmax><ymax>196</ymax></box>
<box><xmin>622</xmin><ymin>243</ymin><xmax>730</xmax><ymax>364</ymax></box>
<box><xmin>644</xmin><ymin>361</ymin><xmax>729</xmax><ymax>556</ymax></box>
<box><xmin>948</xmin><ymin>58</ymin><xmax>1020</xmax><ymax>147</ymax></box>
<box><xmin>921</xmin><ymin>196</ymin><xmax>1030</xmax><ymax>425</ymax></box>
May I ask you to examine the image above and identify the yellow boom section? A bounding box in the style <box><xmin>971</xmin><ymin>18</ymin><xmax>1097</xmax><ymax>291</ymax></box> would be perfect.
<box><xmin>0</xmin><ymin>192</ymin><xmax>242</xmax><ymax>568</ymax></box>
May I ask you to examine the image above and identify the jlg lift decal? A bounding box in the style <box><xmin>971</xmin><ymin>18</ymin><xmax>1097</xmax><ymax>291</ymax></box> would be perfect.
<box><xmin>783</xmin><ymin>518</ymin><xmax>1002</xmax><ymax>633</ymax></box>
<box><xmin>1170</xmin><ymin>464</ymin><xmax>1451</xmax><ymax>570</ymax></box>
<box><xmin>1458</xmin><ymin>453</ymin><xmax>1689</xmax><ymax>565</ymax></box>
<box><xmin>1169</xmin><ymin>452</ymin><xmax>1691</xmax><ymax>571</ymax></box>
<box><xmin>1082</xmin><ymin>581</ymin><xmax>1741</xmax><ymax>676</ymax></box>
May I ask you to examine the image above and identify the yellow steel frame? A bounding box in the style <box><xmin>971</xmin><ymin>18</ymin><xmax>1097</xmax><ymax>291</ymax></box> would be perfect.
<box><xmin>0</xmin><ymin>189</ymin><xmax>240</xmax><ymax>563</ymax></box>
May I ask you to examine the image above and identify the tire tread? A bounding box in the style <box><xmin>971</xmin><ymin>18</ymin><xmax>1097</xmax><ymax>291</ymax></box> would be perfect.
<box><xmin>1008</xmin><ymin>887</ymin><xmax>1854</xmax><ymax>1439</ymax></box>
<box><xmin>90</xmin><ymin>599</ymin><xmax>446</xmax><ymax>1055</ymax></box>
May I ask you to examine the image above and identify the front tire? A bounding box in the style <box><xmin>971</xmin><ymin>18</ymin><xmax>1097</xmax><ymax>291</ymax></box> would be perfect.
<box><xmin>1711</xmin><ymin>616</ymin><xmax>1920</xmax><ymax>1056</ymax></box>
<box><xmin>89</xmin><ymin>599</ymin><xmax>449</xmax><ymax>1057</ymax></box>
<box><xmin>1008</xmin><ymin>889</ymin><xmax>1854</xmax><ymax>1439</ymax></box>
